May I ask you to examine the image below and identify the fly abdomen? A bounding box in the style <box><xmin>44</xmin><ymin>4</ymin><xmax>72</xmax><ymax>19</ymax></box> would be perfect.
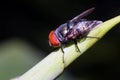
<box><xmin>67</xmin><ymin>20</ymin><xmax>103</xmax><ymax>39</ymax></box>
<box><xmin>86</xmin><ymin>20</ymin><xmax>103</xmax><ymax>29</ymax></box>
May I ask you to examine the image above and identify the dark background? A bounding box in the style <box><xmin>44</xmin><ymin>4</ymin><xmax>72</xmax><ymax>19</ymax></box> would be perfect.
<box><xmin>0</xmin><ymin>0</ymin><xmax>120</xmax><ymax>80</ymax></box>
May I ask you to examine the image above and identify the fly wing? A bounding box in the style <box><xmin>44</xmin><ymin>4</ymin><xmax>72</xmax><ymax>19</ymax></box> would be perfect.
<box><xmin>70</xmin><ymin>7</ymin><xmax>95</xmax><ymax>23</ymax></box>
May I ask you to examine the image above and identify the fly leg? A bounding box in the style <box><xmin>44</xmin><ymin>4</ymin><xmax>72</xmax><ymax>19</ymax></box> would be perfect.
<box><xmin>73</xmin><ymin>39</ymin><xmax>81</xmax><ymax>53</ymax></box>
<box><xmin>60</xmin><ymin>46</ymin><xmax>64</xmax><ymax>53</ymax></box>
<box><xmin>60</xmin><ymin>46</ymin><xmax>65</xmax><ymax>64</ymax></box>
<box><xmin>86</xmin><ymin>36</ymin><xmax>100</xmax><ymax>39</ymax></box>
<box><xmin>73</xmin><ymin>36</ymin><xmax>99</xmax><ymax>53</ymax></box>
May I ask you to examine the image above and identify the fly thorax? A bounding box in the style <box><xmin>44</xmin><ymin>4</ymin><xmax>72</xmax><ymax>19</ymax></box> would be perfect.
<box><xmin>55</xmin><ymin>23</ymin><xmax>70</xmax><ymax>43</ymax></box>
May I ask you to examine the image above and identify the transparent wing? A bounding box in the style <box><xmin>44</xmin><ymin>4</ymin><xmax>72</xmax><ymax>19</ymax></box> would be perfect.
<box><xmin>70</xmin><ymin>7</ymin><xmax>95</xmax><ymax>23</ymax></box>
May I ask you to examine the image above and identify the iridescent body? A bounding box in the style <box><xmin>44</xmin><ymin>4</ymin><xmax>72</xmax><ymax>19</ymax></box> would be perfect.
<box><xmin>48</xmin><ymin>8</ymin><xmax>102</xmax><ymax>48</ymax></box>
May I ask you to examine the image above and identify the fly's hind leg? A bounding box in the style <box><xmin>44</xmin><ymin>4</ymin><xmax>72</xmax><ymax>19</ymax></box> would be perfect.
<box><xmin>73</xmin><ymin>36</ymin><xmax>100</xmax><ymax>53</ymax></box>
<box><xmin>86</xmin><ymin>36</ymin><xmax>100</xmax><ymax>39</ymax></box>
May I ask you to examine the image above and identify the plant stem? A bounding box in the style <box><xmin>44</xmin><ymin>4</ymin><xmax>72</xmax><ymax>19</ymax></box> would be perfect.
<box><xmin>11</xmin><ymin>15</ymin><xmax>120</xmax><ymax>80</ymax></box>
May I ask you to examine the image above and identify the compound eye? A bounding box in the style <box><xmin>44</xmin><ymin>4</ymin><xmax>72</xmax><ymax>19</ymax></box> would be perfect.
<box><xmin>48</xmin><ymin>31</ymin><xmax>61</xmax><ymax>47</ymax></box>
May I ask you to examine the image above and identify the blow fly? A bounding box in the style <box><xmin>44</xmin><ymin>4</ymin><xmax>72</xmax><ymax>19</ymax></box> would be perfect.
<box><xmin>48</xmin><ymin>7</ymin><xmax>102</xmax><ymax>53</ymax></box>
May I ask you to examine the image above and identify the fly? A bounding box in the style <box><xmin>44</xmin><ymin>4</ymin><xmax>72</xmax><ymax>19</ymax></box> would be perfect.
<box><xmin>48</xmin><ymin>7</ymin><xmax>102</xmax><ymax>53</ymax></box>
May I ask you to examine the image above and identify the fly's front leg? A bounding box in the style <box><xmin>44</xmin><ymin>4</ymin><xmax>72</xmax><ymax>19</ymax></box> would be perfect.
<box><xmin>60</xmin><ymin>46</ymin><xmax>65</xmax><ymax>64</ymax></box>
<box><xmin>60</xmin><ymin>46</ymin><xmax>64</xmax><ymax>53</ymax></box>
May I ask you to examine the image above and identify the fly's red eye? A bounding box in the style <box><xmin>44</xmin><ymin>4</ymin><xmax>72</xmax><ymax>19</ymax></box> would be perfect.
<box><xmin>48</xmin><ymin>30</ymin><xmax>61</xmax><ymax>47</ymax></box>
